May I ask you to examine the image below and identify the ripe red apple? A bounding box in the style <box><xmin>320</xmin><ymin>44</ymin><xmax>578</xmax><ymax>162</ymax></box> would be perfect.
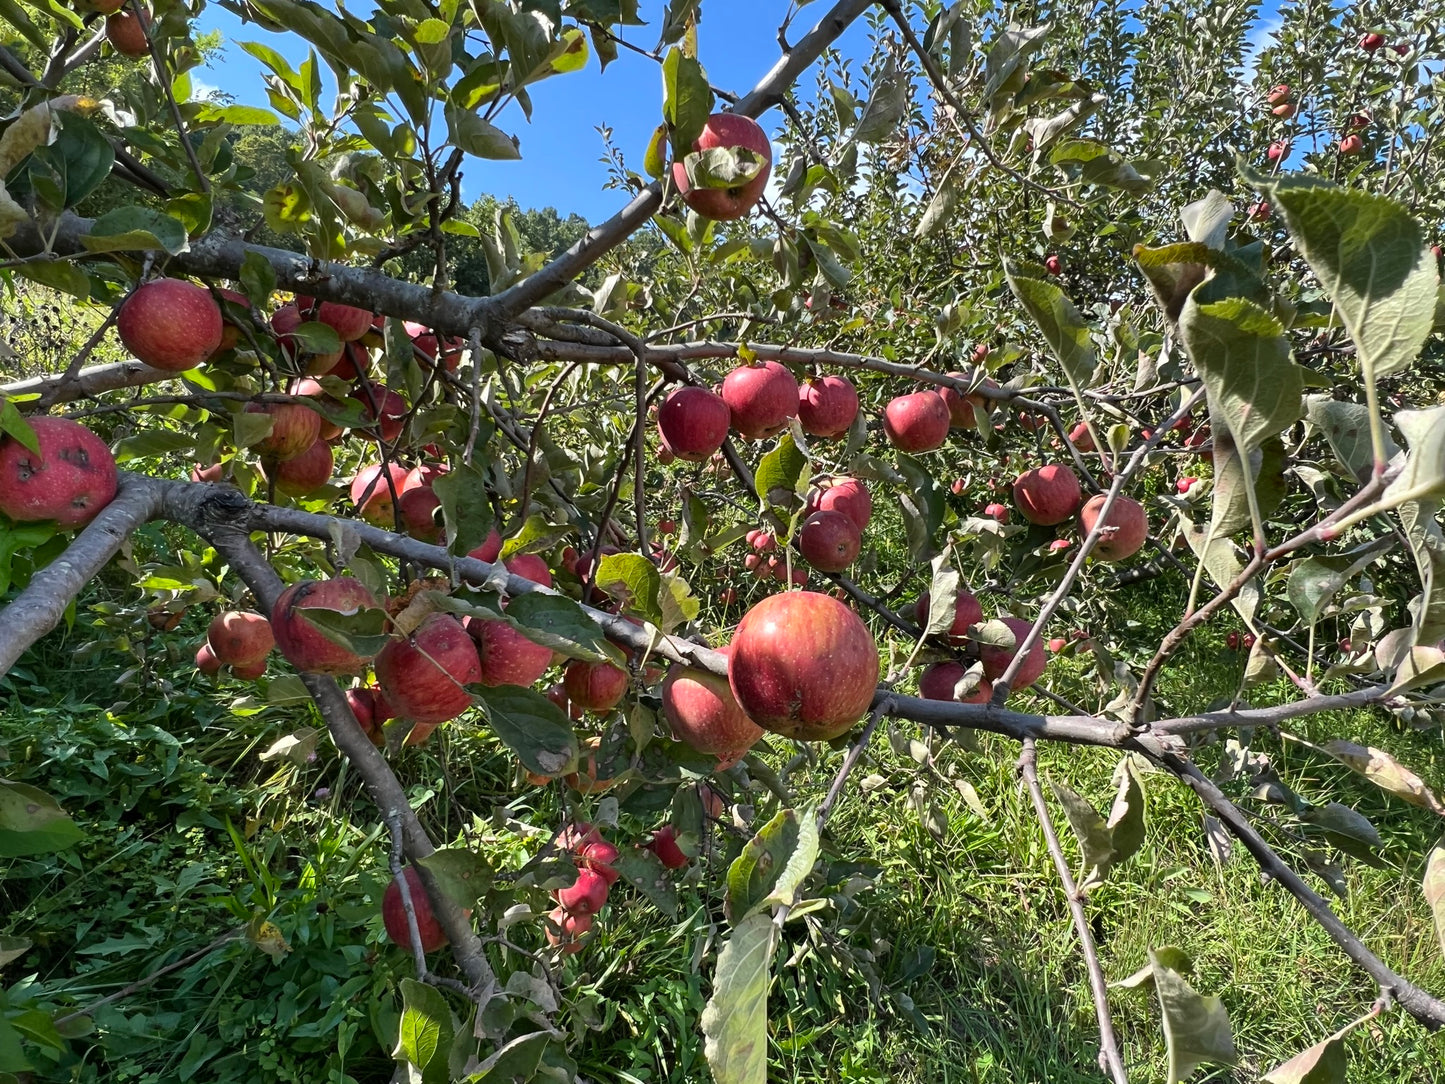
<box><xmin>1045</xmin><ymin>254</ymin><xmax>1063</xmax><ymax>276</ymax></box>
<box><xmin>1177</xmin><ymin>476</ymin><xmax>1198</xmax><ymax>494</ymax></box>
<box><xmin>1079</xmin><ymin>493</ymin><xmax>1148</xmax><ymax>561</ymax></box>
<box><xmin>747</xmin><ymin>529</ymin><xmax>776</xmax><ymax>553</ymax></box>
<box><xmin>382</xmin><ymin>867</ymin><xmax>447</xmax><ymax>952</ymax></box>
<box><xmin>672</xmin><ymin>113</ymin><xmax>772</xmax><ymax>221</ymax></box>
<box><xmin>468</xmin><ymin>529</ymin><xmax>503</xmax><ymax>565</ymax></box>
<box><xmin>918</xmin><ymin>662</ymin><xmax>990</xmax><ymax>704</ymax></box>
<box><xmin>647</xmin><ymin>825</ymin><xmax>689</xmax><ymax>870</ymax></box>
<box><xmin>797</xmin><ymin>375</ymin><xmax>859</xmax><ymax>438</ymax></box>
<box><xmin>938</xmin><ymin>372</ymin><xmax>994</xmax><ymax>427</ymax></box>
<box><xmin>297</xmin><ymin>296</ymin><xmax>373</xmax><ymax>342</ymax></box>
<box><xmin>553</xmin><ymin>865</ymin><xmax>610</xmax><ymax>917</ymax></box>
<box><xmin>1012</xmin><ymin>465</ymin><xmax>1082</xmax><ymax>526</ymax></box>
<box><xmin>983</xmin><ymin>502</ymin><xmax>1009</xmax><ymax>523</ymax></box>
<box><xmin>246</xmin><ymin>399</ymin><xmax>322</xmax><ymax>463</ymax></box>
<box><xmin>1049</xmin><ymin>538</ymin><xmax>1072</xmax><ymax>553</ymax></box>
<box><xmin>209</xmin><ymin>288</ymin><xmax>252</xmax><ymax>356</ymax></box>
<box><xmin>345</xmin><ymin>686</ymin><xmax>387</xmax><ymax>745</ymax></box>
<box><xmin>545</xmin><ymin>905</ymin><xmax>593</xmax><ymax>954</ymax></box>
<box><xmin>657</xmin><ymin>520</ymin><xmax>676</xmax><ymax>536</ymax></box>
<box><xmin>1359</xmin><ymin>31</ymin><xmax>1384</xmax><ymax>52</ymax></box>
<box><xmin>117</xmin><ymin>278</ymin><xmax>222</xmax><ymax>371</ymax></box>
<box><xmin>375</xmin><ymin>613</ymin><xmax>482</xmax><ymax>725</ymax></box>
<box><xmin>351</xmin><ymin>383</ymin><xmax>407</xmax><ymax>444</ymax></box>
<box><xmin>978</xmin><ymin>616</ymin><xmax>1047</xmax><ymax>690</ymax></box>
<box><xmin>576</xmin><ymin>838</ymin><xmax>621</xmax><ymax>886</ymax></box>
<box><xmin>1267</xmin><ymin>140</ymin><xmax>1290</xmax><ymax>162</ymax></box>
<box><xmin>271</xmin><ymin>577</ymin><xmax>381</xmax><ymax>676</ymax></box>
<box><xmin>662</xmin><ymin>648</ymin><xmax>764</xmax><ymax>763</ymax></box>
<box><xmin>728</xmin><ymin>591</ymin><xmax>878</xmax><ymax>741</ymax></box>
<box><xmin>467</xmin><ymin>618</ymin><xmax>553</xmax><ymax>688</ymax></box>
<box><xmin>1339</xmin><ymin>134</ymin><xmax>1364</xmax><ymax>155</ymax></box>
<box><xmin>506</xmin><ymin>553</ymin><xmax>553</xmax><ymax>589</ymax></box>
<box><xmin>721</xmin><ymin>361</ymin><xmax>799</xmax><ymax>440</ymax></box>
<box><xmin>1249</xmin><ymin>199</ymin><xmax>1273</xmax><ymax>222</ymax></box>
<box><xmin>206</xmin><ymin>610</ymin><xmax>274</xmax><ymax>668</ymax></box>
<box><xmin>562</xmin><ymin>659</ymin><xmax>628</xmax><ymax>712</ymax></box>
<box><xmin>882</xmin><ymin>391</ymin><xmax>951</xmax><ymax>452</ymax></box>
<box><xmin>105</xmin><ymin>6</ymin><xmax>151</xmax><ymax>57</ymax></box>
<box><xmin>1272</xmin><ymin>102</ymin><xmax>1298</xmax><ymax>118</ymax></box>
<box><xmin>657</xmin><ymin>386</ymin><xmax>731</xmax><ymax>461</ymax></box>
<box><xmin>403</xmin><ymin>322</ymin><xmax>465</xmax><ymax>372</ymax></box>
<box><xmin>397</xmin><ymin>486</ymin><xmax>442</xmax><ymax>542</ymax></box>
<box><xmin>803</xmin><ymin>477</ymin><xmax>871</xmax><ymax>532</ymax></box>
<box><xmin>0</xmin><ymin>417</ymin><xmax>118</xmax><ymax>529</ymax></box>
<box><xmin>349</xmin><ymin>463</ymin><xmax>410</xmax><ymax>526</ymax></box>
<box><xmin>263</xmin><ymin>439</ymin><xmax>333</xmax><ymax>497</ymax></box>
<box><xmin>1266</xmin><ymin>84</ymin><xmax>1292</xmax><ymax>105</ymax></box>
<box><xmin>195</xmin><ymin>643</ymin><xmax>221</xmax><ymax>676</ymax></box>
<box><xmin>799</xmin><ymin>510</ymin><xmax>861</xmax><ymax>572</ymax></box>
<box><xmin>913</xmin><ymin>589</ymin><xmax>984</xmax><ymax>644</ymax></box>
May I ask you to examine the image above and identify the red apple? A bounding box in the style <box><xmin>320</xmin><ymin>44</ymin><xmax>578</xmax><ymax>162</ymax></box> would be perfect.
<box><xmin>545</xmin><ymin>905</ymin><xmax>592</xmax><ymax>954</ymax></box>
<box><xmin>1359</xmin><ymin>31</ymin><xmax>1384</xmax><ymax>52</ymax></box>
<box><xmin>918</xmin><ymin>662</ymin><xmax>990</xmax><ymax>704</ymax></box>
<box><xmin>807</xmin><ymin>477</ymin><xmax>872</xmax><ymax>532</ymax></box>
<box><xmin>1177</xmin><ymin>476</ymin><xmax>1198</xmax><ymax>494</ymax></box>
<box><xmin>978</xmin><ymin>616</ymin><xmax>1047</xmax><ymax>690</ymax></box>
<box><xmin>647</xmin><ymin>825</ymin><xmax>689</xmax><ymax>870</ymax></box>
<box><xmin>271</xmin><ymin>577</ymin><xmax>381</xmax><ymax>676</ymax></box>
<box><xmin>657</xmin><ymin>386</ymin><xmax>731</xmax><ymax>461</ymax></box>
<box><xmin>727</xmin><ymin>591</ymin><xmax>878</xmax><ymax>741</ymax></box>
<box><xmin>1049</xmin><ymin>538</ymin><xmax>1072</xmax><ymax>553</ymax></box>
<box><xmin>375</xmin><ymin>613</ymin><xmax>481</xmax><ymax>725</ymax></box>
<box><xmin>657</xmin><ymin>520</ymin><xmax>676</xmax><ymax>536</ymax></box>
<box><xmin>983</xmin><ymin>502</ymin><xmax>1009</xmax><ymax>523</ymax></box>
<box><xmin>562</xmin><ymin>659</ymin><xmax>628</xmax><ymax>712</ymax></box>
<box><xmin>506</xmin><ymin>553</ymin><xmax>553</xmax><ymax>589</ymax></box>
<box><xmin>246</xmin><ymin>399</ymin><xmax>322</xmax><ymax>463</ymax></box>
<box><xmin>882</xmin><ymin>391</ymin><xmax>951</xmax><ymax>452</ymax></box>
<box><xmin>194</xmin><ymin>643</ymin><xmax>221</xmax><ymax>676</ymax></box>
<box><xmin>403</xmin><ymin>321</ymin><xmax>465</xmax><ymax>372</ymax></box>
<box><xmin>382</xmin><ymin>866</ymin><xmax>447</xmax><ymax>952</ymax></box>
<box><xmin>1012</xmin><ymin>465</ymin><xmax>1082</xmax><ymax>526</ymax></box>
<box><xmin>297</xmin><ymin>296</ymin><xmax>373</xmax><ymax>342</ymax></box>
<box><xmin>913</xmin><ymin>589</ymin><xmax>984</xmax><ymax>644</ymax></box>
<box><xmin>1045</xmin><ymin>254</ymin><xmax>1063</xmax><ymax>276</ymax></box>
<box><xmin>797</xmin><ymin>375</ymin><xmax>859</xmax><ymax>438</ymax></box>
<box><xmin>116</xmin><ymin>278</ymin><xmax>222</xmax><ymax>371</ymax></box>
<box><xmin>262</xmin><ymin>439</ymin><xmax>333</xmax><ymax>497</ymax></box>
<box><xmin>349</xmin><ymin>463</ymin><xmax>410</xmax><ymax>526</ymax></box>
<box><xmin>1267</xmin><ymin>140</ymin><xmax>1290</xmax><ymax>162</ymax></box>
<box><xmin>553</xmin><ymin>866</ymin><xmax>610</xmax><ymax>916</ymax></box>
<box><xmin>0</xmin><ymin>417</ymin><xmax>118</xmax><ymax>529</ymax></box>
<box><xmin>1339</xmin><ymin>134</ymin><xmax>1364</xmax><ymax>155</ymax></box>
<box><xmin>672</xmin><ymin>113</ymin><xmax>772</xmax><ymax>221</ymax></box>
<box><xmin>799</xmin><ymin>510</ymin><xmax>861</xmax><ymax>572</ymax></box>
<box><xmin>1266</xmin><ymin>84</ymin><xmax>1292</xmax><ymax>105</ymax></box>
<box><xmin>1272</xmin><ymin>103</ymin><xmax>1297</xmax><ymax>118</ymax></box>
<box><xmin>468</xmin><ymin>528</ymin><xmax>503</xmax><ymax>564</ymax></box>
<box><xmin>1079</xmin><ymin>493</ymin><xmax>1148</xmax><ymax>561</ymax></box>
<box><xmin>662</xmin><ymin>648</ymin><xmax>764</xmax><ymax>762</ymax></box>
<box><xmin>722</xmin><ymin>361</ymin><xmax>799</xmax><ymax>440</ymax></box>
<box><xmin>576</xmin><ymin>838</ymin><xmax>620</xmax><ymax>886</ymax></box>
<box><xmin>938</xmin><ymin>372</ymin><xmax>994</xmax><ymax>427</ymax></box>
<box><xmin>351</xmin><ymin>383</ymin><xmax>407</xmax><ymax>444</ymax></box>
<box><xmin>209</xmin><ymin>288</ymin><xmax>252</xmax><ymax>356</ymax></box>
<box><xmin>206</xmin><ymin>610</ymin><xmax>274</xmax><ymax>668</ymax></box>
<box><xmin>105</xmin><ymin>6</ymin><xmax>151</xmax><ymax>58</ymax></box>
<box><xmin>467</xmin><ymin>618</ymin><xmax>553</xmax><ymax>688</ymax></box>
<box><xmin>1068</xmin><ymin>421</ymin><xmax>1096</xmax><ymax>452</ymax></box>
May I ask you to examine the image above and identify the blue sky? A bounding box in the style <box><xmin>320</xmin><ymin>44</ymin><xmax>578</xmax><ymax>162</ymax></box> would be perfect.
<box><xmin>195</xmin><ymin>1</ymin><xmax>876</xmax><ymax>223</ymax></box>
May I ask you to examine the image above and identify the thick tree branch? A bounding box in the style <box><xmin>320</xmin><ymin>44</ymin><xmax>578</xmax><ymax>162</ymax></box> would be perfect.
<box><xmin>485</xmin><ymin>0</ymin><xmax>876</xmax><ymax>320</ymax></box>
<box><xmin>4</xmin><ymin>361</ymin><xmax>175</xmax><ymax>410</ymax></box>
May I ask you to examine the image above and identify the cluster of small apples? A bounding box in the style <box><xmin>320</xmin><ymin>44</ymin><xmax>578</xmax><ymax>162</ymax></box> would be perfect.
<box><xmin>1003</xmin><ymin>461</ymin><xmax>1150</xmax><ymax>563</ymax></box>
<box><xmin>0</xmin><ymin>416</ymin><xmax>119</xmax><ymax>530</ymax></box>
<box><xmin>912</xmin><ymin>587</ymin><xmax>1049</xmax><ymax>706</ymax></box>
<box><xmin>1225</xmin><ymin>631</ymin><xmax>1257</xmax><ymax>651</ymax></box>
<box><xmin>543</xmin><ymin>823</ymin><xmax>621</xmax><ymax>955</ymax></box>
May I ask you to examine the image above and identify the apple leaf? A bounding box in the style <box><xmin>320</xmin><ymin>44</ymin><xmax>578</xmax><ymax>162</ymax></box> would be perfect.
<box><xmin>755</xmin><ymin>431</ymin><xmax>810</xmax><ymax>516</ymax></box>
<box><xmin>0</xmin><ymin>778</ymin><xmax>84</xmax><ymax>858</ymax></box>
<box><xmin>593</xmin><ymin>552</ymin><xmax>662</xmax><ymax>624</ymax></box>
<box><xmin>1003</xmin><ymin>256</ymin><xmax>1097</xmax><ymax>387</ymax></box>
<box><xmin>295</xmin><ymin>604</ymin><xmax>392</xmax><ymax>659</ymax></box>
<box><xmin>1322</xmin><ymin>740</ymin><xmax>1445</xmax><ymax>816</ymax></box>
<box><xmin>661</xmin><ymin>47</ymin><xmax>712</xmax><ymax>157</ymax></box>
<box><xmin>444</xmin><ymin>106</ymin><xmax>520</xmax><ymax>159</ymax></box>
<box><xmin>852</xmin><ymin>61</ymin><xmax>907</xmax><ymax>144</ymax></box>
<box><xmin>1385</xmin><ymin>404</ymin><xmax>1445</xmax><ymax>508</ymax></box>
<box><xmin>1112</xmin><ymin>945</ymin><xmax>1193</xmax><ymax>989</ymax></box>
<box><xmin>0</xmin><ymin>935</ymin><xmax>30</xmax><ymax>969</ymax></box>
<box><xmin>724</xmin><ymin>806</ymin><xmax>819</xmax><ymax>924</ymax></box>
<box><xmin>682</xmin><ymin>146</ymin><xmax>767</xmax><ymax>190</ymax></box>
<box><xmin>474</xmin><ymin>685</ymin><xmax>579</xmax><ymax>778</ymax></box>
<box><xmin>643</xmin><ymin>122</ymin><xmax>669</xmax><ymax>179</ymax></box>
<box><xmin>432</xmin><ymin>461</ymin><xmax>492</xmax><ymax>558</ymax></box>
<box><xmin>1106</xmin><ymin>757</ymin><xmax>1147</xmax><ymax>866</ymax></box>
<box><xmin>79</xmin><ymin>206</ymin><xmax>190</xmax><ymax>255</ymax></box>
<box><xmin>610</xmin><ymin>846</ymin><xmax>679</xmax><ymax>918</ymax></box>
<box><xmin>924</xmin><ymin>552</ymin><xmax>961</xmax><ymax>636</ymax></box>
<box><xmin>0</xmin><ymin>398</ymin><xmax>40</xmax><ymax>456</ymax></box>
<box><xmin>1424</xmin><ymin>839</ymin><xmax>1445</xmax><ymax>959</ymax></box>
<box><xmin>1395</xmin><ymin>493</ymin><xmax>1445</xmax><ymax>645</ymax></box>
<box><xmin>701</xmin><ymin>911</ymin><xmax>775</xmax><ymax>1084</ymax></box>
<box><xmin>1180</xmin><ymin>189</ymin><xmax>1233</xmax><ymax>249</ymax></box>
<box><xmin>417</xmin><ymin>847</ymin><xmax>494</xmax><ymax>909</ymax></box>
<box><xmin>1303</xmin><ymin>395</ymin><xmax>1392</xmax><ymax>483</ymax></box>
<box><xmin>1050</xmin><ymin>779</ymin><xmax>1114</xmax><ymax>884</ymax></box>
<box><xmin>1243</xmin><ymin>168</ymin><xmax>1436</xmax><ymax>387</ymax></box>
<box><xmin>394</xmin><ymin>978</ymin><xmax>453</xmax><ymax>1084</ymax></box>
<box><xmin>503</xmin><ymin>593</ymin><xmax>624</xmax><ymax>664</ymax></box>
<box><xmin>1179</xmin><ymin>521</ymin><xmax>1259</xmax><ymax>624</ymax></box>
<box><xmin>1152</xmin><ymin>949</ymin><xmax>1238</xmax><ymax>1082</ymax></box>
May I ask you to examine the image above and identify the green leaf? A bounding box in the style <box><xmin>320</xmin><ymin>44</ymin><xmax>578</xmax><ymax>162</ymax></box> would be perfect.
<box><xmin>681</xmin><ymin>145</ymin><xmax>767</xmax><ymax>190</ymax></box>
<box><xmin>394</xmin><ymin>978</ymin><xmax>452</xmax><ymax>1084</ymax></box>
<box><xmin>1304</xmin><ymin>395</ymin><xmax>1391</xmax><ymax>483</ymax></box>
<box><xmin>853</xmin><ymin>62</ymin><xmax>907</xmax><ymax>144</ymax></box>
<box><xmin>1106</xmin><ymin>758</ymin><xmax>1146</xmax><ymax>866</ymax></box>
<box><xmin>114</xmin><ymin>430</ymin><xmax>194</xmax><ymax>464</ymax></box>
<box><xmin>593</xmin><ymin>553</ymin><xmax>662</xmax><ymax>623</ymax></box>
<box><xmin>1050</xmin><ymin>779</ymin><xmax>1114</xmax><ymax>882</ymax></box>
<box><xmin>43</xmin><ymin>113</ymin><xmax>114</xmax><ymax>209</ymax></box>
<box><xmin>417</xmin><ymin>847</ymin><xmax>494</xmax><ymax>908</ymax></box>
<box><xmin>1179</xmin><ymin>521</ymin><xmax>1259</xmax><ymax>625</ymax></box>
<box><xmin>239</xmin><ymin>250</ymin><xmax>276</xmax><ymax>307</ymax></box>
<box><xmin>643</xmin><ymin>122</ymin><xmax>669</xmax><ymax>179</ymax></box>
<box><xmin>1050</xmin><ymin>138</ymin><xmax>1153</xmax><ymax>193</ymax></box>
<box><xmin>0</xmin><ymin>399</ymin><xmax>39</xmax><ymax>456</ymax></box>
<box><xmin>1286</xmin><ymin>540</ymin><xmax>1389</xmax><ymax>628</ymax></box>
<box><xmin>610</xmin><ymin>847</ymin><xmax>679</xmax><ymax>918</ymax></box>
<box><xmin>0</xmin><ymin>935</ymin><xmax>30</xmax><ymax>968</ymax></box>
<box><xmin>194</xmin><ymin>103</ymin><xmax>281</xmax><ymax>126</ymax></box>
<box><xmin>288</xmin><ymin>321</ymin><xmax>341</xmax><ymax>355</ymax></box>
<box><xmin>724</xmin><ymin>807</ymin><xmax>819</xmax><ymax>924</ymax></box>
<box><xmin>1003</xmin><ymin>257</ymin><xmax>1096</xmax><ymax>386</ymax></box>
<box><xmin>432</xmin><ymin>461</ymin><xmax>492</xmax><ymax>558</ymax></box>
<box><xmin>0</xmin><ymin>778</ymin><xmax>84</xmax><ymax>857</ymax></box>
<box><xmin>296</xmin><ymin>605</ymin><xmax>392</xmax><ymax>658</ymax></box>
<box><xmin>661</xmin><ymin>48</ymin><xmax>712</xmax><ymax>157</ymax></box>
<box><xmin>701</xmin><ymin>911</ymin><xmax>775</xmax><ymax>1084</ymax></box>
<box><xmin>923</xmin><ymin>553</ymin><xmax>961</xmax><ymax>636</ymax></box>
<box><xmin>1152</xmin><ymin>949</ymin><xmax>1238</xmax><ymax>1082</ymax></box>
<box><xmin>1385</xmin><ymin>404</ymin><xmax>1445</xmax><ymax>506</ymax></box>
<box><xmin>503</xmin><ymin>593</ymin><xmax>620</xmax><ymax>663</ymax></box>
<box><xmin>475</xmin><ymin>685</ymin><xmax>579</xmax><ymax>777</ymax></box>
<box><xmin>754</xmin><ymin>431</ymin><xmax>809</xmax><ymax>513</ymax></box>
<box><xmin>79</xmin><ymin>207</ymin><xmax>190</xmax><ymax>255</ymax></box>
<box><xmin>1244</xmin><ymin>168</ymin><xmax>1436</xmax><ymax>386</ymax></box>
<box><xmin>1425</xmin><ymin>840</ymin><xmax>1445</xmax><ymax>960</ymax></box>
<box><xmin>444</xmin><ymin>107</ymin><xmax>521</xmax><ymax>159</ymax></box>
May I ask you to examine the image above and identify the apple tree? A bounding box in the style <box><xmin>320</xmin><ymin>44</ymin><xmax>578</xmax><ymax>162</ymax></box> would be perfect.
<box><xmin>1</xmin><ymin>0</ymin><xmax>1445</xmax><ymax>1081</ymax></box>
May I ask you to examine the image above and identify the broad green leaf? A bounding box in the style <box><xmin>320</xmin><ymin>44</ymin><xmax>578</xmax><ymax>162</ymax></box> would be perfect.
<box><xmin>724</xmin><ymin>807</ymin><xmax>819</xmax><ymax>924</ymax></box>
<box><xmin>1180</xmin><ymin>189</ymin><xmax>1233</xmax><ymax>249</ymax></box>
<box><xmin>417</xmin><ymin>847</ymin><xmax>494</xmax><ymax>908</ymax></box>
<box><xmin>195</xmin><ymin>103</ymin><xmax>281</xmax><ymax>126</ymax></box>
<box><xmin>1152</xmin><ymin>949</ymin><xmax>1238</xmax><ymax>1082</ymax></box>
<box><xmin>444</xmin><ymin>107</ymin><xmax>520</xmax><ymax>159</ymax></box>
<box><xmin>468</xmin><ymin>1031</ymin><xmax>550</xmax><ymax>1081</ymax></box>
<box><xmin>1112</xmin><ymin>945</ymin><xmax>1193</xmax><ymax>989</ymax></box>
<box><xmin>1425</xmin><ymin>840</ymin><xmax>1445</xmax><ymax>959</ymax></box>
<box><xmin>754</xmin><ymin>432</ymin><xmax>809</xmax><ymax>514</ymax></box>
<box><xmin>1245</xmin><ymin>169</ymin><xmax>1436</xmax><ymax>385</ymax></box>
<box><xmin>1050</xmin><ymin>779</ymin><xmax>1114</xmax><ymax>883</ymax></box>
<box><xmin>114</xmin><ymin>430</ymin><xmax>194</xmax><ymax>463</ymax></box>
<box><xmin>643</xmin><ymin>122</ymin><xmax>669</xmax><ymax>179</ymax></box>
<box><xmin>895</xmin><ymin>453</ymin><xmax>946</xmax><ymax>561</ymax></box>
<box><xmin>661</xmin><ymin>48</ymin><xmax>712</xmax><ymax>157</ymax></box>
<box><xmin>394</xmin><ymin>978</ymin><xmax>452</xmax><ymax>1084</ymax></box>
<box><xmin>593</xmin><ymin>553</ymin><xmax>662</xmax><ymax>624</ymax></box>
<box><xmin>611</xmin><ymin>846</ymin><xmax>679</xmax><ymax>918</ymax></box>
<box><xmin>297</xmin><ymin>605</ymin><xmax>392</xmax><ymax>658</ymax></box>
<box><xmin>702</xmin><ymin>911</ymin><xmax>775</xmax><ymax>1084</ymax></box>
<box><xmin>239</xmin><ymin>250</ymin><xmax>277</xmax><ymax>307</ymax></box>
<box><xmin>1106</xmin><ymin>758</ymin><xmax>1146</xmax><ymax>866</ymax></box>
<box><xmin>1286</xmin><ymin>540</ymin><xmax>1390</xmax><ymax>627</ymax></box>
<box><xmin>1385</xmin><ymin>405</ymin><xmax>1445</xmax><ymax>506</ymax></box>
<box><xmin>0</xmin><ymin>936</ymin><xmax>29</xmax><ymax>968</ymax></box>
<box><xmin>923</xmin><ymin>553</ymin><xmax>961</xmax><ymax>636</ymax></box>
<box><xmin>475</xmin><ymin>685</ymin><xmax>578</xmax><ymax>777</ymax></box>
<box><xmin>682</xmin><ymin>146</ymin><xmax>767</xmax><ymax>190</ymax></box>
<box><xmin>657</xmin><ymin>570</ymin><xmax>700</xmax><ymax>635</ymax></box>
<box><xmin>0</xmin><ymin>779</ymin><xmax>84</xmax><ymax>858</ymax></box>
<box><xmin>433</xmin><ymin>461</ymin><xmax>492</xmax><ymax>557</ymax></box>
<box><xmin>853</xmin><ymin>62</ymin><xmax>906</xmax><ymax>144</ymax></box>
<box><xmin>503</xmin><ymin>593</ymin><xmax>621</xmax><ymax>663</ymax></box>
<box><xmin>1304</xmin><ymin>395</ymin><xmax>1393</xmax><ymax>483</ymax></box>
<box><xmin>1322</xmin><ymin>740</ymin><xmax>1445</xmax><ymax>815</ymax></box>
<box><xmin>915</xmin><ymin>170</ymin><xmax>960</xmax><ymax>238</ymax></box>
<box><xmin>79</xmin><ymin>207</ymin><xmax>190</xmax><ymax>255</ymax></box>
<box><xmin>1049</xmin><ymin>138</ymin><xmax>1152</xmax><ymax>193</ymax></box>
<box><xmin>1179</xmin><ymin>521</ymin><xmax>1259</xmax><ymax>624</ymax></box>
<box><xmin>1004</xmin><ymin>257</ymin><xmax>1096</xmax><ymax>386</ymax></box>
<box><xmin>982</xmin><ymin>22</ymin><xmax>1050</xmax><ymax>114</ymax></box>
<box><xmin>1395</xmin><ymin>496</ymin><xmax>1445</xmax><ymax>644</ymax></box>
<box><xmin>0</xmin><ymin>399</ymin><xmax>39</xmax><ymax>456</ymax></box>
